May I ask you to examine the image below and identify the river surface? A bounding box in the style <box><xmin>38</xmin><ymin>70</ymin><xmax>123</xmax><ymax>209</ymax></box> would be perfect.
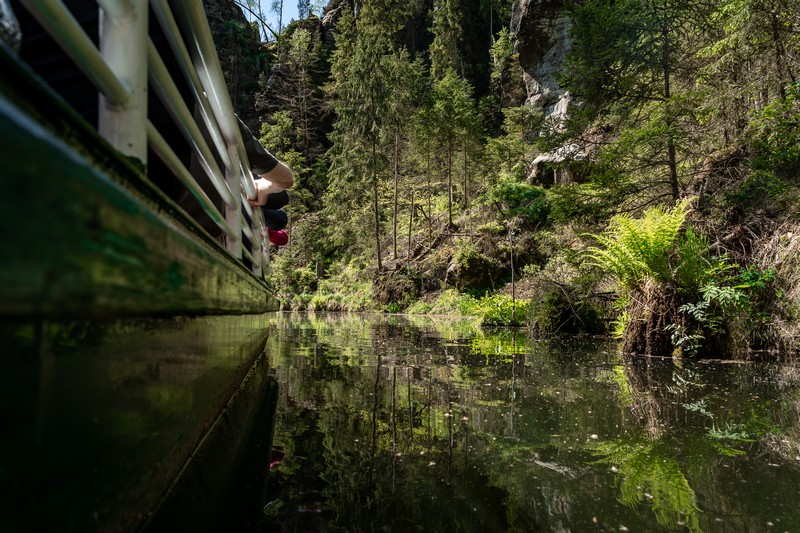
<box><xmin>260</xmin><ymin>312</ymin><xmax>800</xmax><ymax>533</ymax></box>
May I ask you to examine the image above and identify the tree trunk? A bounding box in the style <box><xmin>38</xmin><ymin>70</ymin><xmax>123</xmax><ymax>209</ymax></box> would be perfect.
<box><xmin>447</xmin><ymin>143</ymin><xmax>453</xmax><ymax>228</ymax></box>
<box><xmin>770</xmin><ymin>11</ymin><xmax>793</xmax><ymax>98</ymax></box>
<box><xmin>662</xmin><ymin>23</ymin><xmax>679</xmax><ymax>201</ymax></box>
<box><xmin>427</xmin><ymin>151</ymin><xmax>432</xmax><ymax>248</ymax></box>
<box><xmin>462</xmin><ymin>139</ymin><xmax>468</xmax><ymax>210</ymax></box>
<box><xmin>407</xmin><ymin>188</ymin><xmax>414</xmax><ymax>267</ymax></box>
<box><xmin>372</xmin><ymin>139</ymin><xmax>383</xmax><ymax>272</ymax></box>
<box><xmin>392</xmin><ymin>134</ymin><xmax>399</xmax><ymax>259</ymax></box>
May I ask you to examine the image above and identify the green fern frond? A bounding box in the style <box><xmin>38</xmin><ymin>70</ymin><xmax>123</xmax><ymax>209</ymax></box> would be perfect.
<box><xmin>584</xmin><ymin>199</ymin><xmax>691</xmax><ymax>290</ymax></box>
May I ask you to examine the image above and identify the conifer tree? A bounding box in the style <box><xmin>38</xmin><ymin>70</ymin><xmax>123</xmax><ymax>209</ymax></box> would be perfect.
<box><xmin>563</xmin><ymin>0</ymin><xmax>713</xmax><ymax>203</ymax></box>
<box><xmin>700</xmin><ymin>0</ymin><xmax>800</xmax><ymax>141</ymax></box>
<box><xmin>385</xmin><ymin>52</ymin><xmax>425</xmax><ymax>259</ymax></box>
<box><xmin>259</xmin><ymin>24</ymin><xmax>330</xmax><ymax>210</ymax></box>
<box><xmin>325</xmin><ymin>2</ymin><xmax>403</xmax><ymax>271</ymax></box>
<box><xmin>429</xmin><ymin>0</ymin><xmax>463</xmax><ymax>80</ymax></box>
<box><xmin>297</xmin><ymin>0</ymin><xmax>311</xmax><ymax>19</ymax></box>
<box><xmin>431</xmin><ymin>70</ymin><xmax>476</xmax><ymax>228</ymax></box>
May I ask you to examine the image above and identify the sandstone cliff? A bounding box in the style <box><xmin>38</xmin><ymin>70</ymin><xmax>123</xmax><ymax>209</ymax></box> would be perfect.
<box><xmin>510</xmin><ymin>0</ymin><xmax>572</xmax><ymax>119</ymax></box>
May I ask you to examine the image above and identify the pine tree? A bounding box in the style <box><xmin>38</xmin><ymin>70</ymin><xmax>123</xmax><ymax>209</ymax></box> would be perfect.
<box><xmin>429</xmin><ymin>0</ymin><xmax>463</xmax><ymax>80</ymax></box>
<box><xmin>385</xmin><ymin>52</ymin><xmax>426</xmax><ymax>259</ymax></box>
<box><xmin>297</xmin><ymin>0</ymin><xmax>311</xmax><ymax>19</ymax></box>
<box><xmin>562</xmin><ymin>0</ymin><xmax>714</xmax><ymax>203</ymax></box>
<box><xmin>430</xmin><ymin>70</ymin><xmax>476</xmax><ymax>228</ymax></box>
<box><xmin>699</xmin><ymin>0</ymin><xmax>800</xmax><ymax>142</ymax></box>
<box><xmin>325</xmin><ymin>2</ymin><xmax>404</xmax><ymax>271</ymax></box>
<box><xmin>258</xmin><ymin>24</ymin><xmax>330</xmax><ymax>211</ymax></box>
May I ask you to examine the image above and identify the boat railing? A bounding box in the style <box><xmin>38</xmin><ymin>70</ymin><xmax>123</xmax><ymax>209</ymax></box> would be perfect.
<box><xmin>14</xmin><ymin>0</ymin><xmax>269</xmax><ymax>276</ymax></box>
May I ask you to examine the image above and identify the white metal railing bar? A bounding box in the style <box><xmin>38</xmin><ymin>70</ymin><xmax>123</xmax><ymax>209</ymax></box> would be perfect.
<box><xmin>156</xmin><ymin>0</ymin><xmax>267</xmax><ymax>273</ymax></box>
<box><xmin>242</xmin><ymin>196</ymin><xmax>265</xmax><ymax>270</ymax></box>
<box><xmin>169</xmin><ymin>2</ymin><xmax>255</xmax><ymax>259</ymax></box>
<box><xmin>17</xmin><ymin>0</ymin><xmax>130</xmax><ymax>106</ymax></box>
<box><xmin>242</xmin><ymin>243</ymin><xmax>255</xmax><ymax>266</ymax></box>
<box><xmin>147</xmin><ymin>121</ymin><xmax>236</xmax><ymax>240</ymax></box>
<box><xmin>242</xmin><ymin>196</ymin><xmax>255</xmax><ymax>220</ymax></box>
<box><xmin>147</xmin><ymin>39</ymin><xmax>236</xmax><ymax>208</ymax></box>
<box><xmin>149</xmin><ymin>0</ymin><xmax>232</xmax><ymax>173</ymax></box>
<box><xmin>95</xmin><ymin>0</ymin><xmax>134</xmax><ymax>20</ymax></box>
<box><xmin>241</xmin><ymin>224</ymin><xmax>254</xmax><ymax>249</ymax></box>
<box><xmin>16</xmin><ymin>0</ymin><xmax>271</xmax><ymax>277</ymax></box>
<box><xmin>241</xmin><ymin>196</ymin><xmax>263</xmax><ymax>271</ymax></box>
<box><xmin>149</xmin><ymin>0</ymin><xmax>267</xmax><ymax>274</ymax></box>
<box><xmin>169</xmin><ymin>2</ymin><xmax>258</xmax><ymax>201</ymax></box>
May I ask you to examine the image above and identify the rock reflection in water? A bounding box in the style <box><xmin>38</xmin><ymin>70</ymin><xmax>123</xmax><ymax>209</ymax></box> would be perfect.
<box><xmin>262</xmin><ymin>313</ymin><xmax>800</xmax><ymax>532</ymax></box>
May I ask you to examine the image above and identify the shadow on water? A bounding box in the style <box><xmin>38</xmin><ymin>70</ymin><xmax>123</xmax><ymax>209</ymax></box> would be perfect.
<box><xmin>262</xmin><ymin>312</ymin><xmax>800</xmax><ymax>533</ymax></box>
<box><xmin>1</xmin><ymin>314</ymin><xmax>279</xmax><ymax>533</ymax></box>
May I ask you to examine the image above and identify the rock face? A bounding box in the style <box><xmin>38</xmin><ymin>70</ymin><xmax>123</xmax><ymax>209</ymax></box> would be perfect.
<box><xmin>510</xmin><ymin>0</ymin><xmax>572</xmax><ymax>118</ymax></box>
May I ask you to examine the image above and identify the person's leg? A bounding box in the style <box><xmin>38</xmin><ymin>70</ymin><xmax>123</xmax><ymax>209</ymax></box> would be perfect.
<box><xmin>262</xmin><ymin>208</ymin><xmax>288</xmax><ymax>230</ymax></box>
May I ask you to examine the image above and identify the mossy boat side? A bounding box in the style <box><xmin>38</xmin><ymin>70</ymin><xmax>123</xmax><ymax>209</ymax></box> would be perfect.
<box><xmin>0</xmin><ymin>14</ymin><xmax>279</xmax><ymax>530</ymax></box>
<box><xmin>0</xmin><ymin>44</ymin><xmax>278</xmax><ymax>319</ymax></box>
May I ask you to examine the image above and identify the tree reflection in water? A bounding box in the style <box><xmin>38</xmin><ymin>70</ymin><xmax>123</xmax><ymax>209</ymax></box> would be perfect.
<box><xmin>261</xmin><ymin>313</ymin><xmax>800</xmax><ymax>532</ymax></box>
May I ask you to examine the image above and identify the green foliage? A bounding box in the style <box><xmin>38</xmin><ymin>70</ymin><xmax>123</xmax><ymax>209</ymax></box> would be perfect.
<box><xmin>470</xmin><ymin>294</ymin><xmax>528</xmax><ymax>327</ymax></box>
<box><xmin>424</xmin><ymin>289</ymin><xmax>478</xmax><ymax>316</ymax></box>
<box><xmin>270</xmin><ymin>255</ymin><xmax>373</xmax><ymax>311</ymax></box>
<box><xmin>484</xmin><ymin>106</ymin><xmax>541</xmax><ymax>181</ymax></box>
<box><xmin>593</xmin><ymin>439</ymin><xmax>702</xmax><ymax>532</ymax></box>
<box><xmin>546</xmin><ymin>183</ymin><xmax>618</xmax><ymax>224</ymax></box>
<box><xmin>673</xmin><ymin>229</ymin><xmax>739</xmax><ymax>299</ymax></box>
<box><xmin>749</xmin><ymin>83</ymin><xmax>800</xmax><ymax>175</ymax></box>
<box><xmin>679</xmin><ymin>284</ymin><xmax>745</xmax><ymax>332</ymax></box>
<box><xmin>486</xmin><ymin>178</ymin><xmax>550</xmax><ymax>225</ymax></box>
<box><xmin>585</xmin><ymin>200</ymin><xmax>691</xmax><ymax>290</ymax></box>
<box><xmin>725</xmin><ymin>170</ymin><xmax>790</xmax><ymax>212</ymax></box>
<box><xmin>489</xmin><ymin>28</ymin><xmax>513</xmax><ymax>88</ymax></box>
<box><xmin>610</xmin><ymin>309</ymin><xmax>628</xmax><ymax>340</ymax></box>
<box><xmin>450</xmin><ymin>242</ymin><xmax>500</xmax><ymax>291</ymax></box>
<box><xmin>528</xmin><ymin>286</ymin><xmax>604</xmax><ymax>337</ymax></box>
<box><xmin>406</xmin><ymin>290</ymin><xmax>527</xmax><ymax>327</ymax></box>
<box><xmin>250</xmin><ymin>0</ymin><xmax>800</xmax><ymax>358</ymax></box>
<box><xmin>699</xmin><ymin>0</ymin><xmax>799</xmax><ymax>130</ymax></box>
<box><xmin>429</xmin><ymin>0</ymin><xmax>463</xmax><ymax>80</ymax></box>
<box><xmin>669</xmin><ymin>265</ymin><xmax>779</xmax><ymax>355</ymax></box>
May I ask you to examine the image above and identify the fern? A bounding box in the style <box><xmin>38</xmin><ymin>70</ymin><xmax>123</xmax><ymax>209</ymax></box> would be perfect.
<box><xmin>585</xmin><ymin>199</ymin><xmax>691</xmax><ymax>290</ymax></box>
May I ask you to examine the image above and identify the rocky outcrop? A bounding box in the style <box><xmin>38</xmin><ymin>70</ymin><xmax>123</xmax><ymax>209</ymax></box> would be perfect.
<box><xmin>510</xmin><ymin>0</ymin><xmax>572</xmax><ymax>117</ymax></box>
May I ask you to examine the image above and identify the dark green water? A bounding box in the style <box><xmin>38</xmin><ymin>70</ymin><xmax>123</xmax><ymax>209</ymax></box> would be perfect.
<box><xmin>262</xmin><ymin>313</ymin><xmax>800</xmax><ymax>533</ymax></box>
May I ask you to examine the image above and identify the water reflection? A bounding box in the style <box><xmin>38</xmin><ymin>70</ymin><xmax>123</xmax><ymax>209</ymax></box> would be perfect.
<box><xmin>264</xmin><ymin>313</ymin><xmax>800</xmax><ymax>532</ymax></box>
<box><xmin>1</xmin><ymin>315</ymin><xmax>273</xmax><ymax>532</ymax></box>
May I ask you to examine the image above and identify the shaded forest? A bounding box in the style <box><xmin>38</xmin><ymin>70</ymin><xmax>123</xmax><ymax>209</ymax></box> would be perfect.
<box><xmin>214</xmin><ymin>0</ymin><xmax>800</xmax><ymax>358</ymax></box>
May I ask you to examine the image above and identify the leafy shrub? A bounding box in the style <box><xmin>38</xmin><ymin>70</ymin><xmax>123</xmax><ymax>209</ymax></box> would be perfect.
<box><xmin>425</xmin><ymin>289</ymin><xmax>478</xmax><ymax>316</ymax></box>
<box><xmin>669</xmin><ymin>266</ymin><xmax>779</xmax><ymax>356</ymax></box>
<box><xmin>528</xmin><ymin>286</ymin><xmax>605</xmax><ymax>337</ymax></box>
<box><xmin>471</xmin><ymin>294</ymin><xmax>528</xmax><ymax>327</ymax></box>
<box><xmin>406</xmin><ymin>300</ymin><xmax>433</xmax><ymax>314</ymax></box>
<box><xmin>450</xmin><ymin>242</ymin><xmax>500</xmax><ymax>291</ymax></box>
<box><xmin>547</xmin><ymin>182</ymin><xmax>617</xmax><ymax>224</ymax></box>
<box><xmin>725</xmin><ymin>170</ymin><xmax>790</xmax><ymax>211</ymax></box>
<box><xmin>749</xmin><ymin>83</ymin><xmax>800</xmax><ymax>176</ymax></box>
<box><xmin>486</xmin><ymin>178</ymin><xmax>550</xmax><ymax>225</ymax></box>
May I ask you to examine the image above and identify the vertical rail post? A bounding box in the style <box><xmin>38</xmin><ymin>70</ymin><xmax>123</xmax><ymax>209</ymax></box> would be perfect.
<box><xmin>223</xmin><ymin>154</ymin><xmax>243</xmax><ymax>258</ymax></box>
<box><xmin>98</xmin><ymin>0</ymin><xmax>147</xmax><ymax>161</ymax></box>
